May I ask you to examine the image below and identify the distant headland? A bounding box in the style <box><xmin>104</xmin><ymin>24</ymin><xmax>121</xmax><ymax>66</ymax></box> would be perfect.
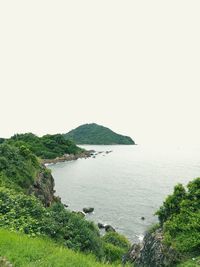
<box><xmin>63</xmin><ymin>123</ymin><xmax>135</xmax><ymax>145</ymax></box>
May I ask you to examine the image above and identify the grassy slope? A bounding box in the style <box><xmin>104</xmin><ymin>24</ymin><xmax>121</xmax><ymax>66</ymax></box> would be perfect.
<box><xmin>177</xmin><ymin>258</ymin><xmax>200</xmax><ymax>267</ymax></box>
<box><xmin>0</xmin><ymin>229</ymin><xmax>124</xmax><ymax>267</ymax></box>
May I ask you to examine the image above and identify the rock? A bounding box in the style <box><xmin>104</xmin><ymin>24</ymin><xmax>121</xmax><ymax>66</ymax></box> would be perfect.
<box><xmin>128</xmin><ymin>228</ymin><xmax>179</xmax><ymax>267</ymax></box>
<box><xmin>98</xmin><ymin>223</ymin><xmax>105</xmax><ymax>229</ymax></box>
<box><xmin>29</xmin><ymin>165</ymin><xmax>55</xmax><ymax>207</ymax></box>
<box><xmin>83</xmin><ymin>207</ymin><xmax>94</xmax><ymax>213</ymax></box>
<box><xmin>54</xmin><ymin>195</ymin><xmax>61</xmax><ymax>203</ymax></box>
<box><xmin>141</xmin><ymin>216</ymin><xmax>145</xmax><ymax>220</ymax></box>
<box><xmin>42</xmin><ymin>150</ymin><xmax>94</xmax><ymax>164</ymax></box>
<box><xmin>104</xmin><ymin>224</ymin><xmax>116</xmax><ymax>232</ymax></box>
<box><xmin>128</xmin><ymin>243</ymin><xmax>141</xmax><ymax>262</ymax></box>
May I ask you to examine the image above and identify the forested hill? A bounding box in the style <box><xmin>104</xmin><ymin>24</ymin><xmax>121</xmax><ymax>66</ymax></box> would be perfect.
<box><xmin>1</xmin><ymin>133</ymin><xmax>83</xmax><ymax>159</ymax></box>
<box><xmin>64</xmin><ymin>123</ymin><xmax>135</xmax><ymax>145</ymax></box>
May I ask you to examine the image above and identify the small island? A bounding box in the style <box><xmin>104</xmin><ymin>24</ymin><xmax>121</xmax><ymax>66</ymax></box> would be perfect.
<box><xmin>64</xmin><ymin>123</ymin><xmax>135</xmax><ymax>145</ymax></box>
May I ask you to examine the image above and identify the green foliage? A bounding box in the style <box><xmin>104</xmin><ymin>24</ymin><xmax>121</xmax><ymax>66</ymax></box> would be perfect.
<box><xmin>0</xmin><ymin>138</ymin><xmax>5</xmax><ymax>144</ymax></box>
<box><xmin>156</xmin><ymin>178</ymin><xmax>200</xmax><ymax>253</ymax></box>
<box><xmin>7</xmin><ymin>133</ymin><xmax>83</xmax><ymax>159</ymax></box>
<box><xmin>177</xmin><ymin>256</ymin><xmax>200</xmax><ymax>267</ymax></box>
<box><xmin>102</xmin><ymin>243</ymin><xmax>126</xmax><ymax>263</ymax></box>
<box><xmin>102</xmin><ymin>232</ymin><xmax>130</xmax><ymax>263</ymax></box>
<box><xmin>156</xmin><ymin>183</ymin><xmax>186</xmax><ymax>226</ymax></box>
<box><xmin>0</xmin><ymin>132</ymin><xmax>132</xmax><ymax>264</ymax></box>
<box><xmin>0</xmin><ymin>187</ymin><xmax>103</xmax><ymax>258</ymax></box>
<box><xmin>0</xmin><ymin>143</ymin><xmax>40</xmax><ymax>190</ymax></box>
<box><xmin>0</xmin><ymin>133</ymin><xmax>131</xmax><ymax>263</ymax></box>
<box><xmin>102</xmin><ymin>232</ymin><xmax>131</xmax><ymax>250</ymax></box>
<box><xmin>0</xmin><ymin>185</ymin><xmax>131</xmax><ymax>262</ymax></box>
<box><xmin>147</xmin><ymin>223</ymin><xmax>160</xmax><ymax>234</ymax></box>
<box><xmin>0</xmin><ymin>229</ymin><xmax>122</xmax><ymax>267</ymax></box>
<box><xmin>64</xmin><ymin>123</ymin><xmax>135</xmax><ymax>145</ymax></box>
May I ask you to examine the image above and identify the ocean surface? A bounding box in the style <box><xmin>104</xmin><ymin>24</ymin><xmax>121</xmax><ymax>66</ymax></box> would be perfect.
<box><xmin>49</xmin><ymin>144</ymin><xmax>200</xmax><ymax>242</ymax></box>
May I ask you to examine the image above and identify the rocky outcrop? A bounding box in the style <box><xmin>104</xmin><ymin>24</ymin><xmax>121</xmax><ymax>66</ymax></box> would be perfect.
<box><xmin>42</xmin><ymin>150</ymin><xmax>95</xmax><ymax>165</ymax></box>
<box><xmin>105</xmin><ymin>224</ymin><xmax>116</xmax><ymax>232</ymax></box>
<box><xmin>83</xmin><ymin>207</ymin><xmax>94</xmax><ymax>213</ymax></box>
<box><xmin>128</xmin><ymin>229</ymin><xmax>179</xmax><ymax>267</ymax></box>
<box><xmin>98</xmin><ymin>223</ymin><xmax>105</xmax><ymax>229</ymax></box>
<box><xmin>29</xmin><ymin>165</ymin><xmax>55</xmax><ymax>207</ymax></box>
<box><xmin>29</xmin><ymin>150</ymin><xmax>94</xmax><ymax>207</ymax></box>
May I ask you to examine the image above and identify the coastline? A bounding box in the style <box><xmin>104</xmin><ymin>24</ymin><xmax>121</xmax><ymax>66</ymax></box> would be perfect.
<box><xmin>41</xmin><ymin>150</ymin><xmax>95</xmax><ymax>165</ymax></box>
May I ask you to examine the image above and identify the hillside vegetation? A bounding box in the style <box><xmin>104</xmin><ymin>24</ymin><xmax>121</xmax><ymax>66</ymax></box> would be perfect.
<box><xmin>5</xmin><ymin>133</ymin><xmax>83</xmax><ymax>159</ymax></box>
<box><xmin>0</xmin><ymin>229</ymin><xmax>129</xmax><ymax>267</ymax></box>
<box><xmin>0</xmin><ymin>143</ymin><xmax>40</xmax><ymax>191</ymax></box>
<box><xmin>0</xmin><ymin>137</ymin><xmax>131</xmax><ymax>266</ymax></box>
<box><xmin>64</xmin><ymin>123</ymin><xmax>135</xmax><ymax>145</ymax></box>
<box><xmin>156</xmin><ymin>178</ymin><xmax>200</xmax><ymax>254</ymax></box>
<box><xmin>1</xmin><ymin>132</ymin><xmax>199</xmax><ymax>266</ymax></box>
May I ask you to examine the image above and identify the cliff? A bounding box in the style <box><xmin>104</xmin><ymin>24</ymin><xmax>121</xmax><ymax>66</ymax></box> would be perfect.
<box><xmin>29</xmin><ymin>165</ymin><xmax>55</xmax><ymax>207</ymax></box>
<box><xmin>128</xmin><ymin>228</ymin><xmax>179</xmax><ymax>267</ymax></box>
<box><xmin>128</xmin><ymin>177</ymin><xmax>200</xmax><ymax>267</ymax></box>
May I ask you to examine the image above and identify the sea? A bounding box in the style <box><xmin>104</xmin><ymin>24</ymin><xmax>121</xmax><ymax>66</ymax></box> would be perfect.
<box><xmin>49</xmin><ymin>144</ymin><xmax>200</xmax><ymax>242</ymax></box>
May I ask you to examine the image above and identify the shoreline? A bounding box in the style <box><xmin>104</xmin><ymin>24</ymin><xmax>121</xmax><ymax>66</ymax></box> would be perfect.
<box><xmin>41</xmin><ymin>150</ymin><xmax>95</xmax><ymax>165</ymax></box>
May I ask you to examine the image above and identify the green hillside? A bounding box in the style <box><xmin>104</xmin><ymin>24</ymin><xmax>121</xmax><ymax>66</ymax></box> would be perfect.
<box><xmin>0</xmin><ymin>139</ymin><xmax>131</xmax><ymax>265</ymax></box>
<box><xmin>0</xmin><ymin>229</ymin><xmax>199</xmax><ymax>267</ymax></box>
<box><xmin>64</xmin><ymin>123</ymin><xmax>135</xmax><ymax>145</ymax></box>
<box><xmin>0</xmin><ymin>229</ymin><xmax>127</xmax><ymax>267</ymax></box>
<box><xmin>5</xmin><ymin>133</ymin><xmax>83</xmax><ymax>159</ymax></box>
<box><xmin>0</xmin><ymin>132</ymin><xmax>199</xmax><ymax>266</ymax></box>
<box><xmin>156</xmin><ymin>177</ymin><xmax>200</xmax><ymax>254</ymax></box>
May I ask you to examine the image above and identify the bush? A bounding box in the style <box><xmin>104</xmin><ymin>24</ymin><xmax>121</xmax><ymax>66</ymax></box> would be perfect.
<box><xmin>0</xmin><ymin>187</ymin><xmax>103</xmax><ymax>258</ymax></box>
<box><xmin>0</xmin><ymin>143</ymin><xmax>40</xmax><ymax>191</ymax></box>
<box><xmin>102</xmin><ymin>232</ymin><xmax>130</xmax><ymax>250</ymax></box>
<box><xmin>102</xmin><ymin>232</ymin><xmax>130</xmax><ymax>263</ymax></box>
<box><xmin>156</xmin><ymin>183</ymin><xmax>186</xmax><ymax>226</ymax></box>
<box><xmin>156</xmin><ymin>177</ymin><xmax>200</xmax><ymax>253</ymax></box>
<box><xmin>102</xmin><ymin>242</ymin><xmax>125</xmax><ymax>263</ymax></box>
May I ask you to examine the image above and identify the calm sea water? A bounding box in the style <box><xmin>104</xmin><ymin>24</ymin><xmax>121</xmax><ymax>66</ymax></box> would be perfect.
<box><xmin>49</xmin><ymin>144</ymin><xmax>200</xmax><ymax>242</ymax></box>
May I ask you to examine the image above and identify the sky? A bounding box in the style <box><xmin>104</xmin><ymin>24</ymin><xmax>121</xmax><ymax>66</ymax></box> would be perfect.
<box><xmin>0</xmin><ymin>1</ymin><xmax>200</xmax><ymax>145</ymax></box>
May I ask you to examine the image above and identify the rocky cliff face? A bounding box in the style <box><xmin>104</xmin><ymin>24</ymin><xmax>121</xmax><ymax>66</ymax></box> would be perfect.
<box><xmin>29</xmin><ymin>165</ymin><xmax>55</xmax><ymax>207</ymax></box>
<box><xmin>128</xmin><ymin>229</ymin><xmax>179</xmax><ymax>267</ymax></box>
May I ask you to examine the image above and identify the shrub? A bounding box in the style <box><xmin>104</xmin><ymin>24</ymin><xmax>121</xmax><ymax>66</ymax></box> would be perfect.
<box><xmin>0</xmin><ymin>187</ymin><xmax>103</xmax><ymax>258</ymax></box>
<box><xmin>102</xmin><ymin>232</ymin><xmax>130</xmax><ymax>263</ymax></box>
<box><xmin>102</xmin><ymin>232</ymin><xmax>130</xmax><ymax>250</ymax></box>
<box><xmin>156</xmin><ymin>183</ymin><xmax>186</xmax><ymax>226</ymax></box>
<box><xmin>156</xmin><ymin>177</ymin><xmax>200</xmax><ymax>253</ymax></box>
<box><xmin>102</xmin><ymin>242</ymin><xmax>125</xmax><ymax>263</ymax></box>
<box><xmin>0</xmin><ymin>143</ymin><xmax>40</xmax><ymax>191</ymax></box>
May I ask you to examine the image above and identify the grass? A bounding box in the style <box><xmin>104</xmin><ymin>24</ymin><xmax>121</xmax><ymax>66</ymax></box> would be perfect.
<box><xmin>0</xmin><ymin>229</ymin><xmax>127</xmax><ymax>267</ymax></box>
<box><xmin>177</xmin><ymin>257</ymin><xmax>200</xmax><ymax>267</ymax></box>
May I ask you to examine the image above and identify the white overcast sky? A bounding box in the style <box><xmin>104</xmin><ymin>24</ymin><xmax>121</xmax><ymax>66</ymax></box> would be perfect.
<box><xmin>0</xmin><ymin>1</ymin><xmax>200</xmax><ymax>145</ymax></box>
